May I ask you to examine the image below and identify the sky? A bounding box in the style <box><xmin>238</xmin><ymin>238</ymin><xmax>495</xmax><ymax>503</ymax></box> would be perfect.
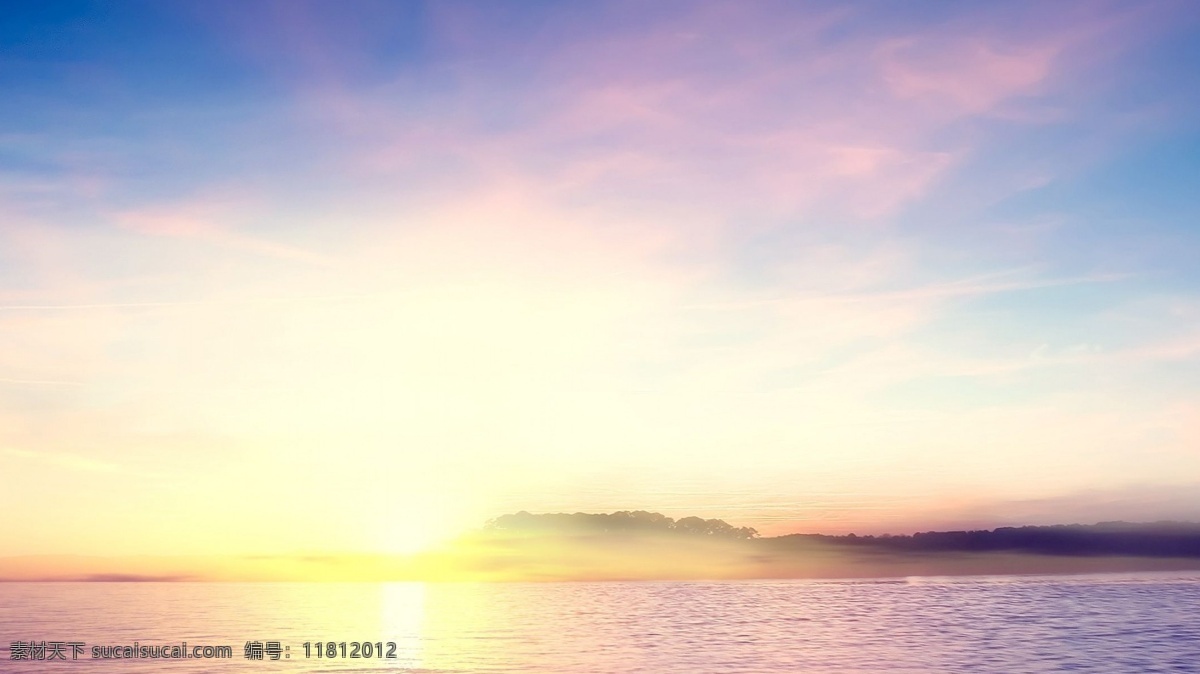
<box><xmin>2</xmin><ymin>0</ymin><xmax>1200</xmax><ymax>559</ymax></box>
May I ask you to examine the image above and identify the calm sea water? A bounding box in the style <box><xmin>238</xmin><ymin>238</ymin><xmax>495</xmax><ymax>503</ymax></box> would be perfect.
<box><xmin>2</xmin><ymin>573</ymin><xmax>1198</xmax><ymax>673</ymax></box>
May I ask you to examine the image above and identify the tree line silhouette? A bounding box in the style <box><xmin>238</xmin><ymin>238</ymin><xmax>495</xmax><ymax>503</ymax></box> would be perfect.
<box><xmin>482</xmin><ymin>512</ymin><xmax>1200</xmax><ymax>558</ymax></box>
<box><xmin>768</xmin><ymin>521</ymin><xmax>1200</xmax><ymax>558</ymax></box>
<box><xmin>483</xmin><ymin>510</ymin><xmax>760</xmax><ymax>540</ymax></box>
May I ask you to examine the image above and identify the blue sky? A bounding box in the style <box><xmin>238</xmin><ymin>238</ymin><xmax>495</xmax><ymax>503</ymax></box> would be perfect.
<box><xmin>2</xmin><ymin>1</ymin><xmax>1199</xmax><ymax>556</ymax></box>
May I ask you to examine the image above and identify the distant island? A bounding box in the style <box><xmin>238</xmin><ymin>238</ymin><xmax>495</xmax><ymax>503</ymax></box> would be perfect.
<box><xmin>2</xmin><ymin>511</ymin><xmax>1199</xmax><ymax>582</ymax></box>
<box><xmin>460</xmin><ymin>511</ymin><xmax>1200</xmax><ymax>581</ymax></box>
<box><xmin>772</xmin><ymin>520</ymin><xmax>1200</xmax><ymax>558</ymax></box>
<box><xmin>484</xmin><ymin>510</ymin><xmax>1200</xmax><ymax>558</ymax></box>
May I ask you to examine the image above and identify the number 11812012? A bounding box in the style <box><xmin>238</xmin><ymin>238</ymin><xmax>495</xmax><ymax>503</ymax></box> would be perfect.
<box><xmin>302</xmin><ymin>642</ymin><xmax>398</xmax><ymax>659</ymax></box>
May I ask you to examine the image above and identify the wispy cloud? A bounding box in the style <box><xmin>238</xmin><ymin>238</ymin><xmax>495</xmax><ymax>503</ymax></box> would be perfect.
<box><xmin>113</xmin><ymin>197</ymin><xmax>337</xmax><ymax>267</ymax></box>
<box><xmin>2</xmin><ymin>447</ymin><xmax>122</xmax><ymax>474</ymax></box>
<box><xmin>0</xmin><ymin>377</ymin><xmax>84</xmax><ymax>387</ymax></box>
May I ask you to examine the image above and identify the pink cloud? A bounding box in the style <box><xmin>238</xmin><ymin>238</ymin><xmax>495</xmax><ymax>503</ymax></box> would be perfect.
<box><xmin>880</xmin><ymin>37</ymin><xmax>1058</xmax><ymax>114</ymax></box>
<box><xmin>113</xmin><ymin>197</ymin><xmax>335</xmax><ymax>267</ymax></box>
<box><xmin>182</xmin><ymin>0</ymin><xmax>1178</xmax><ymax>253</ymax></box>
<box><xmin>281</xmin><ymin>3</ymin><xmax>1150</xmax><ymax>235</ymax></box>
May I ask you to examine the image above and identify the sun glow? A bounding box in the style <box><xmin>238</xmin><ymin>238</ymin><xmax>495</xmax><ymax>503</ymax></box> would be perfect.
<box><xmin>2</xmin><ymin>1</ymin><xmax>1200</xmax><ymax>571</ymax></box>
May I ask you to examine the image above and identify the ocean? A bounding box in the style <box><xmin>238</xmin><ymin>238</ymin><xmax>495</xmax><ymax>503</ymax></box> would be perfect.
<box><xmin>2</xmin><ymin>573</ymin><xmax>1198</xmax><ymax>672</ymax></box>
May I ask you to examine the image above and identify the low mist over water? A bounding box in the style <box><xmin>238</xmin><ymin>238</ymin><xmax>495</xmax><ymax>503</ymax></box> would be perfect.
<box><xmin>5</xmin><ymin>512</ymin><xmax>1200</xmax><ymax>582</ymax></box>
